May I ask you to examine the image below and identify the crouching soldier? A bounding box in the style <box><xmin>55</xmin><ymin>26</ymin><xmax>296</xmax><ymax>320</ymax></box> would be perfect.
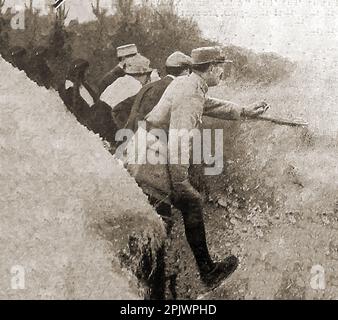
<box><xmin>98</xmin><ymin>43</ymin><xmax>138</xmax><ymax>96</ymax></box>
<box><xmin>59</xmin><ymin>58</ymin><xmax>127</xmax><ymax>145</ymax></box>
<box><xmin>100</xmin><ymin>53</ymin><xmax>153</xmax><ymax>132</ymax></box>
<box><xmin>58</xmin><ymin>59</ymin><xmax>98</xmax><ymax>130</ymax></box>
<box><xmin>30</xmin><ymin>46</ymin><xmax>54</xmax><ymax>89</ymax></box>
<box><xmin>121</xmin><ymin>47</ymin><xmax>268</xmax><ymax>290</ymax></box>
<box><xmin>58</xmin><ymin>59</ymin><xmax>116</xmax><ymax>143</ymax></box>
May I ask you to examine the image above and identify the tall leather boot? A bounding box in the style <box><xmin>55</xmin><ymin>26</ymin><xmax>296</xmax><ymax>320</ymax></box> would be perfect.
<box><xmin>178</xmin><ymin>198</ymin><xmax>214</xmax><ymax>274</ymax></box>
<box><xmin>179</xmin><ymin>198</ymin><xmax>239</xmax><ymax>287</ymax></box>
<box><xmin>183</xmin><ymin>220</ymin><xmax>213</xmax><ymax>274</ymax></box>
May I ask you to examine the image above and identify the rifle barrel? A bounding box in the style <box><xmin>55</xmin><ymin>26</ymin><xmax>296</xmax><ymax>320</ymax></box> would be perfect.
<box><xmin>256</xmin><ymin>115</ymin><xmax>309</xmax><ymax>127</ymax></box>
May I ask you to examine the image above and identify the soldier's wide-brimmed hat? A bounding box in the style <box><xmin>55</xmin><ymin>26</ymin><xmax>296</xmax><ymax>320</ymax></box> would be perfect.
<box><xmin>116</xmin><ymin>44</ymin><xmax>138</xmax><ymax>58</ymax></box>
<box><xmin>165</xmin><ymin>51</ymin><xmax>192</xmax><ymax>68</ymax></box>
<box><xmin>124</xmin><ymin>54</ymin><xmax>153</xmax><ymax>75</ymax></box>
<box><xmin>191</xmin><ymin>46</ymin><xmax>231</xmax><ymax>65</ymax></box>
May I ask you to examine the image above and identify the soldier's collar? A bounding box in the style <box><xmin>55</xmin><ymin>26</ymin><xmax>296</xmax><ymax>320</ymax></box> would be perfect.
<box><xmin>191</xmin><ymin>72</ymin><xmax>208</xmax><ymax>94</ymax></box>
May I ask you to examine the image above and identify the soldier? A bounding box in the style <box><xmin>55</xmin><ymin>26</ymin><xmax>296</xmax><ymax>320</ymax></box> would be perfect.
<box><xmin>59</xmin><ymin>58</ymin><xmax>124</xmax><ymax>146</ymax></box>
<box><xmin>125</xmin><ymin>51</ymin><xmax>192</xmax><ymax>132</ymax></box>
<box><xmin>125</xmin><ymin>47</ymin><xmax>268</xmax><ymax>289</ymax></box>
<box><xmin>101</xmin><ymin>53</ymin><xmax>153</xmax><ymax>131</ymax></box>
<box><xmin>58</xmin><ymin>59</ymin><xmax>103</xmax><ymax>134</ymax></box>
<box><xmin>98</xmin><ymin>43</ymin><xmax>138</xmax><ymax>96</ymax></box>
<box><xmin>30</xmin><ymin>46</ymin><xmax>54</xmax><ymax>89</ymax></box>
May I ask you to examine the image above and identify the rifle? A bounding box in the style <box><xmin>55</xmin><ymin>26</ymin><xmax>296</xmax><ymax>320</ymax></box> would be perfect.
<box><xmin>255</xmin><ymin>114</ymin><xmax>309</xmax><ymax>127</ymax></box>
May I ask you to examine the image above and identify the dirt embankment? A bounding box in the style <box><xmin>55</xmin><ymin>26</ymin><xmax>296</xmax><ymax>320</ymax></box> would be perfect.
<box><xmin>167</xmin><ymin>63</ymin><xmax>338</xmax><ymax>300</ymax></box>
<box><xmin>0</xmin><ymin>58</ymin><xmax>165</xmax><ymax>299</ymax></box>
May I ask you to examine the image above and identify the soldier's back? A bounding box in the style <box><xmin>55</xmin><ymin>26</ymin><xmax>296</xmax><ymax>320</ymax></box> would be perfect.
<box><xmin>146</xmin><ymin>74</ymin><xmax>205</xmax><ymax>131</ymax></box>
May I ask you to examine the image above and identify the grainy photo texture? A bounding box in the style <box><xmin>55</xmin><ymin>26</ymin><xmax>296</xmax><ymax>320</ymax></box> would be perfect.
<box><xmin>0</xmin><ymin>0</ymin><xmax>337</xmax><ymax>300</ymax></box>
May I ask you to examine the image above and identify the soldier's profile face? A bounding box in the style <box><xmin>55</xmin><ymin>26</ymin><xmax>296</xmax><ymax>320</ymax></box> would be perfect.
<box><xmin>206</xmin><ymin>64</ymin><xmax>224</xmax><ymax>87</ymax></box>
<box><xmin>180</xmin><ymin>68</ymin><xmax>191</xmax><ymax>76</ymax></box>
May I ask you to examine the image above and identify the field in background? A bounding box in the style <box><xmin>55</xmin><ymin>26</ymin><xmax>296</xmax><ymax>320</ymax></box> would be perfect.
<box><xmin>0</xmin><ymin>0</ymin><xmax>295</xmax><ymax>86</ymax></box>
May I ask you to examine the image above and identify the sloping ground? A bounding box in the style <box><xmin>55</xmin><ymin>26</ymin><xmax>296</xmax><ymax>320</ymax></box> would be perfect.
<box><xmin>168</xmin><ymin>63</ymin><xmax>338</xmax><ymax>299</ymax></box>
<box><xmin>0</xmin><ymin>58</ymin><xmax>165</xmax><ymax>299</ymax></box>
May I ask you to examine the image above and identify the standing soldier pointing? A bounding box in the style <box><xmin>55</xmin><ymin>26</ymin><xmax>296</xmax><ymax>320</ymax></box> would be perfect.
<box><xmin>124</xmin><ymin>46</ymin><xmax>268</xmax><ymax>289</ymax></box>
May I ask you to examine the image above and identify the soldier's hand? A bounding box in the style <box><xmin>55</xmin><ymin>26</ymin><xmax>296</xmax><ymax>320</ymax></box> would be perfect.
<box><xmin>242</xmin><ymin>101</ymin><xmax>270</xmax><ymax>118</ymax></box>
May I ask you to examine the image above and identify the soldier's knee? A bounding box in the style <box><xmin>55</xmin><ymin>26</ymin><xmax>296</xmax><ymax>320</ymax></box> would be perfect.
<box><xmin>175</xmin><ymin>197</ymin><xmax>204</xmax><ymax>224</ymax></box>
<box><xmin>177</xmin><ymin>195</ymin><xmax>202</xmax><ymax>210</ymax></box>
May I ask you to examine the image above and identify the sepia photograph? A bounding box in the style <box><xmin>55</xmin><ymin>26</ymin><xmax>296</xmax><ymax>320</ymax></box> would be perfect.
<box><xmin>0</xmin><ymin>0</ymin><xmax>337</xmax><ymax>306</ymax></box>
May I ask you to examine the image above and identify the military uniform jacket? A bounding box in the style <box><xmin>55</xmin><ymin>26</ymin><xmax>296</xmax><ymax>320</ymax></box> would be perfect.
<box><xmin>124</xmin><ymin>72</ymin><xmax>243</xmax><ymax>202</ymax></box>
<box><xmin>100</xmin><ymin>75</ymin><xmax>142</xmax><ymax>111</ymax></box>
<box><xmin>125</xmin><ymin>75</ymin><xmax>174</xmax><ymax>132</ymax></box>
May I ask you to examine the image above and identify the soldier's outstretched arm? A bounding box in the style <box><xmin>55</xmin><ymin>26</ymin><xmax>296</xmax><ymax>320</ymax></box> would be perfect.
<box><xmin>98</xmin><ymin>65</ymin><xmax>125</xmax><ymax>96</ymax></box>
<box><xmin>204</xmin><ymin>96</ymin><xmax>241</xmax><ymax>120</ymax></box>
<box><xmin>83</xmin><ymin>80</ymin><xmax>99</xmax><ymax>102</ymax></box>
<box><xmin>204</xmin><ymin>97</ymin><xmax>269</xmax><ymax>120</ymax></box>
